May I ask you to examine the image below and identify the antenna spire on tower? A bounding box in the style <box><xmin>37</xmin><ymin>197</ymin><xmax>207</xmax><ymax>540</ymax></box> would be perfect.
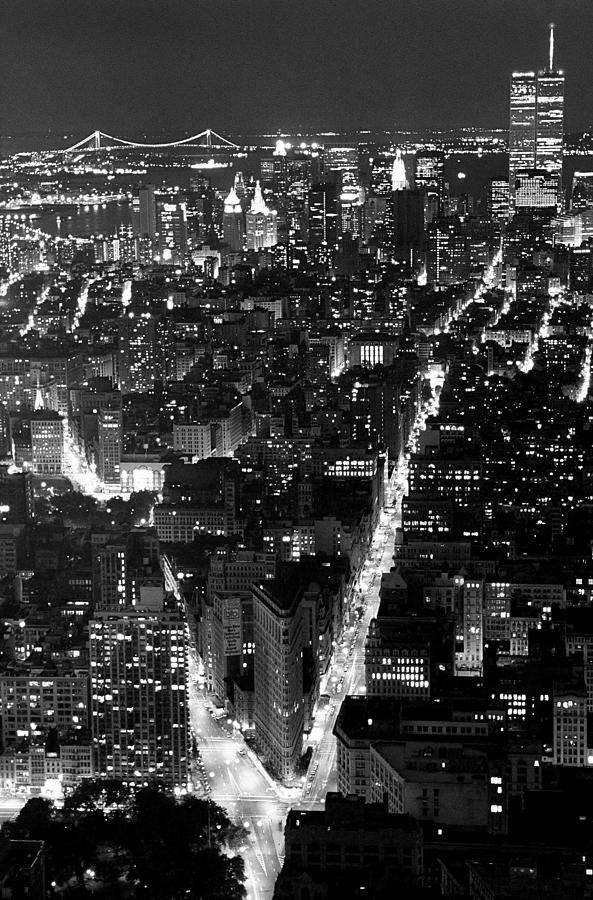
<box><xmin>549</xmin><ymin>22</ymin><xmax>555</xmax><ymax>72</ymax></box>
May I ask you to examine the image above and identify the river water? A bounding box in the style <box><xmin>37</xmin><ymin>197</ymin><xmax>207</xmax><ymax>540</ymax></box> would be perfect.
<box><xmin>29</xmin><ymin>201</ymin><xmax>133</xmax><ymax>239</ymax></box>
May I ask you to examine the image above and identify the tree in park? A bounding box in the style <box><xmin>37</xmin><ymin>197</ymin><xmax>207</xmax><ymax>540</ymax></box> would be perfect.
<box><xmin>3</xmin><ymin>779</ymin><xmax>246</xmax><ymax>898</ymax></box>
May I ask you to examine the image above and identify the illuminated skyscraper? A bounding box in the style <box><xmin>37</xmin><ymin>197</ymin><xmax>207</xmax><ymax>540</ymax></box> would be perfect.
<box><xmin>222</xmin><ymin>185</ymin><xmax>244</xmax><ymax>252</ymax></box>
<box><xmin>245</xmin><ymin>181</ymin><xmax>278</xmax><ymax>250</ymax></box>
<box><xmin>260</xmin><ymin>154</ymin><xmax>288</xmax><ymax>195</ymax></box>
<box><xmin>339</xmin><ymin>171</ymin><xmax>365</xmax><ymax>238</ymax></box>
<box><xmin>391</xmin><ymin>148</ymin><xmax>409</xmax><ymax>191</ymax></box>
<box><xmin>509</xmin><ymin>71</ymin><xmax>537</xmax><ymax>204</ymax></box>
<box><xmin>286</xmin><ymin>156</ymin><xmax>313</xmax><ymax>201</ymax></box>
<box><xmin>323</xmin><ymin>145</ymin><xmax>358</xmax><ymax>179</ymax></box>
<box><xmin>90</xmin><ymin>603</ymin><xmax>189</xmax><ymax>787</ymax></box>
<box><xmin>308</xmin><ymin>182</ymin><xmax>338</xmax><ymax>249</ymax></box>
<box><xmin>536</xmin><ymin>24</ymin><xmax>564</xmax><ymax>188</ymax></box>
<box><xmin>489</xmin><ymin>179</ymin><xmax>510</xmax><ymax>222</ymax></box>
<box><xmin>117</xmin><ymin>224</ymin><xmax>137</xmax><ymax>264</ymax></box>
<box><xmin>426</xmin><ymin>217</ymin><xmax>470</xmax><ymax>285</ymax></box>
<box><xmin>509</xmin><ymin>25</ymin><xmax>564</xmax><ymax>209</ymax></box>
<box><xmin>387</xmin><ymin>150</ymin><xmax>424</xmax><ymax>257</ymax></box>
<box><xmin>415</xmin><ymin>151</ymin><xmax>444</xmax><ymax>198</ymax></box>
<box><xmin>117</xmin><ymin>309</ymin><xmax>170</xmax><ymax>394</ymax></box>
<box><xmin>158</xmin><ymin>201</ymin><xmax>187</xmax><ymax>263</ymax></box>
<box><xmin>0</xmin><ymin>218</ymin><xmax>12</xmax><ymax>271</ymax></box>
<box><xmin>457</xmin><ymin>580</ymin><xmax>484</xmax><ymax>676</ymax></box>
<box><xmin>370</xmin><ymin>154</ymin><xmax>393</xmax><ymax>197</ymax></box>
<box><xmin>415</xmin><ymin>151</ymin><xmax>445</xmax><ymax>223</ymax></box>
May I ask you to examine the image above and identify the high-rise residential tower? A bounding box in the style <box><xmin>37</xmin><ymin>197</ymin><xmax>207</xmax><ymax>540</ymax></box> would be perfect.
<box><xmin>90</xmin><ymin>530</ymin><xmax>190</xmax><ymax>787</ymax></box>
<box><xmin>117</xmin><ymin>309</ymin><xmax>160</xmax><ymax>394</ymax></box>
<box><xmin>90</xmin><ymin>604</ymin><xmax>189</xmax><ymax>787</ymax></box>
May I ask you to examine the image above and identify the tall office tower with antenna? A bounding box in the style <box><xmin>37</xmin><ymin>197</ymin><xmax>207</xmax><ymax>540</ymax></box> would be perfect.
<box><xmin>509</xmin><ymin>24</ymin><xmax>564</xmax><ymax>211</ymax></box>
<box><xmin>509</xmin><ymin>70</ymin><xmax>537</xmax><ymax>206</ymax></box>
<box><xmin>535</xmin><ymin>23</ymin><xmax>565</xmax><ymax>205</ymax></box>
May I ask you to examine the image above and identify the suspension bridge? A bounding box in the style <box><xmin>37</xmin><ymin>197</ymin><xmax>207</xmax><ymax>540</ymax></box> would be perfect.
<box><xmin>61</xmin><ymin>128</ymin><xmax>240</xmax><ymax>153</ymax></box>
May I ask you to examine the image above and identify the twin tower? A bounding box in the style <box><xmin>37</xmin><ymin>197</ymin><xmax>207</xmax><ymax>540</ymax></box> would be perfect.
<box><xmin>509</xmin><ymin>23</ymin><xmax>565</xmax><ymax>210</ymax></box>
<box><xmin>223</xmin><ymin>174</ymin><xmax>278</xmax><ymax>252</ymax></box>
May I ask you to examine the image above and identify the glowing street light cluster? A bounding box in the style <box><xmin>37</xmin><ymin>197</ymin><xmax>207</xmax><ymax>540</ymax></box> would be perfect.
<box><xmin>19</xmin><ymin>284</ymin><xmax>51</xmax><ymax>337</ymax></box>
<box><xmin>575</xmin><ymin>343</ymin><xmax>592</xmax><ymax>404</ymax></box>
<box><xmin>71</xmin><ymin>279</ymin><xmax>91</xmax><ymax>332</ymax></box>
<box><xmin>517</xmin><ymin>297</ymin><xmax>558</xmax><ymax>374</ymax></box>
<box><xmin>0</xmin><ymin>271</ymin><xmax>22</xmax><ymax>298</ymax></box>
<box><xmin>63</xmin><ymin>427</ymin><xmax>102</xmax><ymax>496</ymax></box>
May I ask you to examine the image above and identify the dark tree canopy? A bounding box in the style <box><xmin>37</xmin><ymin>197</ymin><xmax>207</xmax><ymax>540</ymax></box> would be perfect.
<box><xmin>4</xmin><ymin>779</ymin><xmax>246</xmax><ymax>899</ymax></box>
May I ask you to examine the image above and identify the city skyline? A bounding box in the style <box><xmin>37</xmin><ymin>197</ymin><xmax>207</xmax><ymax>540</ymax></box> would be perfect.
<box><xmin>4</xmin><ymin>5</ymin><xmax>593</xmax><ymax>898</ymax></box>
<box><xmin>2</xmin><ymin>0</ymin><xmax>593</xmax><ymax>136</ymax></box>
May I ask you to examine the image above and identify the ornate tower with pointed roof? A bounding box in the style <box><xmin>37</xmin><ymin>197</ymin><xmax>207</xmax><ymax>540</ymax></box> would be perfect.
<box><xmin>246</xmin><ymin>181</ymin><xmax>278</xmax><ymax>250</ymax></box>
<box><xmin>233</xmin><ymin>171</ymin><xmax>247</xmax><ymax>202</ymax></box>
<box><xmin>387</xmin><ymin>149</ymin><xmax>423</xmax><ymax>259</ymax></box>
<box><xmin>222</xmin><ymin>184</ymin><xmax>244</xmax><ymax>252</ymax></box>
<box><xmin>391</xmin><ymin>148</ymin><xmax>409</xmax><ymax>192</ymax></box>
<box><xmin>34</xmin><ymin>374</ymin><xmax>44</xmax><ymax>412</ymax></box>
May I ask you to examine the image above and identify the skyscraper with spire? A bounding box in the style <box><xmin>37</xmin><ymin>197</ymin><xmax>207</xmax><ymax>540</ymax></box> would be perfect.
<box><xmin>536</xmin><ymin>23</ymin><xmax>565</xmax><ymax>186</ymax></box>
<box><xmin>508</xmin><ymin>24</ymin><xmax>564</xmax><ymax>210</ymax></box>
<box><xmin>387</xmin><ymin>150</ymin><xmax>424</xmax><ymax>259</ymax></box>
<box><xmin>222</xmin><ymin>183</ymin><xmax>244</xmax><ymax>252</ymax></box>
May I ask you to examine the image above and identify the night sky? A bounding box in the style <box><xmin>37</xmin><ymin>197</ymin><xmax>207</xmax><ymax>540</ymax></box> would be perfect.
<box><xmin>2</xmin><ymin>0</ymin><xmax>593</xmax><ymax>137</ymax></box>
